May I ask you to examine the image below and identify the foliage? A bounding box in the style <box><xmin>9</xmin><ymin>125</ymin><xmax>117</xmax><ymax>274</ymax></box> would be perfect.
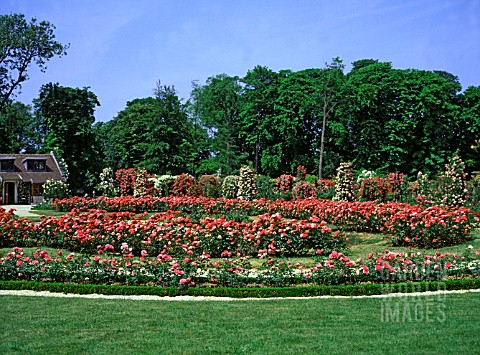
<box><xmin>42</xmin><ymin>179</ymin><xmax>68</xmax><ymax>200</ymax></box>
<box><xmin>101</xmin><ymin>87</ymin><xmax>195</xmax><ymax>175</ymax></box>
<box><xmin>0</xmin><ymin>13</ymin><xmax>68</xmax><ymax>111</ymax></box>
<box><xmin>292</xmin><ymin>180</ymin><xmax>316</xmax><ymax>199</ymax></box>
<box><xmin>192</xmin><ymin>74</ymin><xmax>245</xmax><ymax>175</ymax></box>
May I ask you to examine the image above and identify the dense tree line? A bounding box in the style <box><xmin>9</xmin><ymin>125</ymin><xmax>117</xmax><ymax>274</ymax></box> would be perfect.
<box><xmin>1</xmin><ymin>13</ymin><xmax>480</xmax><ymax>194</ymax></box>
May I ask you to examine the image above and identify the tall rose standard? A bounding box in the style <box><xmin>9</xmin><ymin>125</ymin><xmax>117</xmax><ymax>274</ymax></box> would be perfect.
<box><xmin>333</xmin><ymin>162</ymin><xmax>356</xmax><ymax>202</ymax></box>
<box><xmin>43</xmin><ymin>179</ymin><xmax>68</xmax><ymax>202</ymax></box>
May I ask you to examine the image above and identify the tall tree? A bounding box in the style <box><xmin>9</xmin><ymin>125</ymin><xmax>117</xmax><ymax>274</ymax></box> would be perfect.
<box><xmin>193</xmin><ymin>74</ymin><xmax>245</xmax><ymax>175</ymax></box>
<box><xmin>0</xmin><ymin>13</ymin><xmax>68</xmax><ymax>112</ymax></box>
<box><xmin>186</xmin><ymin>80</ymin><xmax>210</xmax><ymax>175</ymax></box>
<box><xmin>0</xmin><ymin>101</ymin><xmax>34</xmax><ymax>153</ymax></box>
<box><xmin>317</xmin><ymin>57</ymin><xmax>345</xmax><ymax>179</ymax></box>
<box><xmin>240</xmin><ymin>65</ymin><xmax>278</xmax><ymax>173</ymax></box>
<box><xmin>335</xmin><ymin>60</ymin><xmax>464</xmax><ymax>176</ymax></box>
<box><xmin>458</xmin><ymin>85</ymin><xmax>480</xmax><ymax>171</ymax></box>
<box><xmin>104</xmin><ymin>84</ymin><xmax>193</xmax><ymax>175</ymax></box>
<box><xmin>266</xmin><ymin>69</ymin><xmax>325</xmax><ymax>176</ymax></box>
<box><xmin>34</xmin><ymin>83</ymin><xmax>99</xmax><ymax>193</ymax></box>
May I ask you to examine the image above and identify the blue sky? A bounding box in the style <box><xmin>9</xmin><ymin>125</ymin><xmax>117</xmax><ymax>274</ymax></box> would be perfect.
<box><xmin>2</xmin><ymin>0</ymin><xmax>479</xmax><ymax>122</ymax></box>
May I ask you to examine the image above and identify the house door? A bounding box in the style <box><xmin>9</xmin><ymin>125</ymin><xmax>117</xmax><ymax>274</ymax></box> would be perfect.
<box><xmin>5</xmin><ymin>182</ymin><xmax>15</xmax><ymax>204</ymax></box>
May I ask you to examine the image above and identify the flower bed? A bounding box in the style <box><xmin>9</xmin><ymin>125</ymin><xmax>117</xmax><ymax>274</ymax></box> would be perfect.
<box><xmin>1</xmin><ymin>197</ymin><xmax>479</xmax><ymax>288</ymax></box>
<box><xmin>52</xmin><ymin>196</ymin><xmax>477</xmax><ymax>248</ymax></box>
<box><xmin>0</xmin><ymin>208</ymin><xmax>345</xmax><ymax>258</ymax></box>
<box><xmin>1</xmin><ymin>246</ymin><xmax>478</xmax><ymax>288</ymax></box>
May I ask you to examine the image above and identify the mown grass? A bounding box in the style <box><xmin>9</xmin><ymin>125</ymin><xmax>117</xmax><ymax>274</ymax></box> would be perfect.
<box><xmin>0</xmin><ymin>292</ymin><xmax>479</xmax><ymax>354</ymax></box>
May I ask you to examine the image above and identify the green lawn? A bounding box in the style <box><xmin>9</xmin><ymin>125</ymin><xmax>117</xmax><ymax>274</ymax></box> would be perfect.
<box><xmin>1</xmin><ymin>292</ymin><xmax>479</xmax><ymax>354</ymax></box>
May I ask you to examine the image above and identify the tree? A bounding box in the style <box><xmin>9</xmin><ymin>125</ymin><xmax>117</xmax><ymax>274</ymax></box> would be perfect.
<box><xmin>0</xmin><ymin>13</ymin><xmax>68</xmax><ymax>112</ymax></box>
<box><xmin>0</xmin><ymin>101</ymin><xmax>34</xmax><ymax>153</ymax></box>
<box><xmin>317</xmin><ymin>57</ymin><xmax>345</xmax><ymax>179</ymax></box>
<box><xmin>240</xmin><ymin>65</ymin><xmax>278</xmax><ymax>173</ymax></box>
<box><xmin>458</xmin><ymin>85</ymin><xmax>480</xmax><ymax>171</ymax></box>
<box><xmin>103</xmin><ymin>84</ymin><xmax>194</xmax><ymax>175</ymax></box>
<box><xmin>336</xmin><ymin>60</ymin><xmax>464</xmax><ymax>176</ymax></box>
<box><xmin>193</xmin><ymin>74</ymin><xmax>245</xmax><ymax>175</ymax></box>
<box><xmin>186</xmin><ymin>80</ymin><xmax>210</xmax><ymax>175</ymax></box>
<box><xmin>267</xmin><ymin>69</ymin><xmax>325</xmax><ymax>176</ymax></box>
<box><xmin>34</xmin><ymin>83</ymin><xmax>100</xmax><ymax>193</ymax></box>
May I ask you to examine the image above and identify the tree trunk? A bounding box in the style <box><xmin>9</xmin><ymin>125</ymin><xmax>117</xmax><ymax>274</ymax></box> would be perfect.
<box><xmin>255</xmin><ymin>111</ymin><xmax>260</xmax><ymax>173</ymax></box>
<box><xmin>319</xmin><ymin>93</ymin><xmax>328</xmax><ymax>180</ymax></box>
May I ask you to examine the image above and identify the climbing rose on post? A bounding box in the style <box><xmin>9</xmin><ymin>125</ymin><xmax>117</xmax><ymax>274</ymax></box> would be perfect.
<box><xmin>333</xmin><ymin>162</ymin><xmax>356</xmax><ymax>202</ymax></box>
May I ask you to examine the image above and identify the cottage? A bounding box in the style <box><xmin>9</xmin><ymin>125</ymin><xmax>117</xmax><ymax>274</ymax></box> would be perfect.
<box><xmin>0</xmin><ymin>152</ymin><xmax>67</xmax><ymax>204</ymax></box>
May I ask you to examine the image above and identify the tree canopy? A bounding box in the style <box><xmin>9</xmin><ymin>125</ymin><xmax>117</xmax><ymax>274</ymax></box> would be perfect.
<box><xmin>0</xmin><ymin>13</ymin><xmax>68</xmax><ymax>112</ymax></box>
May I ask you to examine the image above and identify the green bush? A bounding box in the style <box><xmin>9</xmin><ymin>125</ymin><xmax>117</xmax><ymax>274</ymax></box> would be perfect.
<box><xmin>221</xmin><ymin>175</ymin><xmax>240</xmax><ymax>199</ymax></box>
<box><xmin>43</xmin><ymin>179</ymin><xmax>68</xmax><ymax>201</ymax></box>
<box><xmin>255</xmin><ymin>175</ymin><xmax>276</xmax><ymax>200</ymax></box>
<box><xmin>198</xmin><ymin>175</ymin><xmax>221</xmax><ymax>198</ymax></box>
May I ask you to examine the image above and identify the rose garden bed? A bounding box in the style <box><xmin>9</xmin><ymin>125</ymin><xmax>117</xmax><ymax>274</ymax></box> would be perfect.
<box><xmin>1</xmin><ymin>196</ymin><xmax>479</xmax><ymax>290</ymax></box>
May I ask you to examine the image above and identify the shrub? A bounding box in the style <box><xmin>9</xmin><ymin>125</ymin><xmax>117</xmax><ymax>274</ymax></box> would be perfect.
<box><xmin>222</xmin><ymin>175</ymin><xmax>240</xmax><ymax>199</ymax></box>
<box><xmin>18</xmin><ymin>182</ymin><xmax>31</xmax><ymax>203</ymax></box>
<box><xmin>237</xmin><ymin>166</ymin><xmax>257</xmax><ymax>201</ymax></box>
<box><xmin>198</xmin><ymin>175</ymin><xmax>220</xmax><ymax>198</ymax></box>
<box><xmin>133</xmin><ymin>169</ymin><xmax>149</xmax><ymax>197</ymax></box>
<box><xmin>386</xmin><ymin>172</ymin><xmax>406</xmax><ymax>202</ymax></box>
<box><xmin>115</xmin><ymin>168</ymin><xmax>138</xmax><ymax>196</ymax></box>
<box><xmin>356</xmin><ymin>169</ymin><xmax>376</xmax><ymax>183</ymax></box>
<box><xmin>417</xmin><ymin>171</ymin><xmax>430</xmax><ymax>196</ymax></box>
<box><xmin>276</xmin><ymin>174</ymin><xmax>295</xmax><ymax>193</ymax></box>
<box><xmin>333</xmin><ymin>162</ymin><xmax>356</xmax><ymax>202</ymax></box>
<box><xmin>255</xmin><ymin>175</ymin><xmax>276</xmax><ymax>200</ymax></box>
<box><xmin>43</xmin><ymin>179</ymin><xmax>68</xmax><ymax>201</ymax></box>
<box><xmin>439</xmin><ymin>154</ymin><xmax>468</xmax><ymax>207</ymax></box>
<box><xmin>296</xmin><ymin>165</ymin><xmax>307</xmax><ymax>181</ymax></box>
<box><xmin>292</xmin><ymin>180</ymin><xmax>316</xmax><ymax>199</ymax></box>
<box><xmin>172</xmin><ymin>173</ymin><xmax>196</xmax><ymax>196</ymax></box>
<box><xmin>316</xmin><ymin>179</ymin><xmax>335</xmax><ymax>200</ymax></box>
<box><xmin>358</xmin><ymin>177</ymin><xmax>391</xmax><ymax>202</ymax></box>
<box><xmin>148</xmin><ymin>175</ymin><xmax>176</xmax><ymax>197</ymax></box>
<box><xmin>386</xmin><ymin>205</ymin><xmax>473</xmax><ymax>248</ymax></box>
<box><xmin>96</xmin><ymin>167</ymin><xmax>118</xmax><ymax>197</ymax></box>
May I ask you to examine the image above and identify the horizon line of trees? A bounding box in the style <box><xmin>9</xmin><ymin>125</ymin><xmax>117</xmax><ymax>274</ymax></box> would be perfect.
<box><xmin>1</xmin><ymin>14</ymin><xmax>480</xmax><ymax>194</ymax></box>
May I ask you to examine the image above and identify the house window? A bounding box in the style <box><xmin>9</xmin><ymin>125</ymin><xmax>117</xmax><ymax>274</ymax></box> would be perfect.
<box><xmin>26</xmin><ymin>159</ymin><xmax>47</xmax><ymax>172</ymax></box>
<box><xmin>0</xmin><ymin>159</ymin><xmax>15</xmax><ymax>172</ymax></box>
<box><xmin>32</xmin><ymin>184</ymin><xmax>43</xmax><ymax>196</ymax></box>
